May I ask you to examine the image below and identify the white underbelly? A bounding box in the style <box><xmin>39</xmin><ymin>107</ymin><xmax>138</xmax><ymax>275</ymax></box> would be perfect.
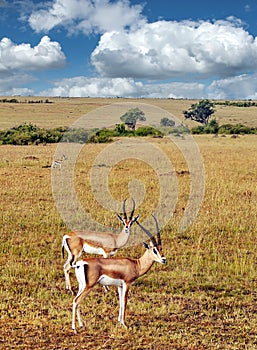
<box><xmin>83</xmin><ymin>243</ymin><xmax>106</xmax><ymax>256</ymax></box>
<box><xmin>97</xmin><ymin>275</ymin><xmax>123</xmax><ymax>287</ymax></box>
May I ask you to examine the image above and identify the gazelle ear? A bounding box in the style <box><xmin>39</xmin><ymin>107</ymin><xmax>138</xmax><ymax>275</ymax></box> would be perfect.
<box><xmin>116</xmin><ymin>213</ymin><xmax>124</xmax><ymax>223</ymax></box>
<box><xmin>143</xmin><ymin>242</ymin><xmax>150</xmax><ymax>249</ymax></box>
<box><xmin>131</xmin><ymin>214</ymin><xmax>139</xmax><ymax>223</ymax></box>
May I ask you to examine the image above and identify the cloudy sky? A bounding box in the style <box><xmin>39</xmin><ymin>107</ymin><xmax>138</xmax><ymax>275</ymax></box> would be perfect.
<box><xmin>1</xmin><ymin>0</ymin><xmax>257</xmax><ymax>99</ymax></box>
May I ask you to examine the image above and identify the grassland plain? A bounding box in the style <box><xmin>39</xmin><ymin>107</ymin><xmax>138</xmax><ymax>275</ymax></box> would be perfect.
<box><xmin>0</xmin><ymin>98</ymin><xmax>257</xmax><ymax>349</ymax></box>
<box><xmin>1</xmin><ymin>97</ymin><xmax>257</xmax><ymax>129</ymax></box>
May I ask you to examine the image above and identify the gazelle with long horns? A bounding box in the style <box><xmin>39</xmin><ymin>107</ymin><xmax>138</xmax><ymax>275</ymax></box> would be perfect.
<box><xmin>62</xmin><ymin>199</ymin><xmax>139</xmax><ymax>293</ymax></box>
<box><xmin>71</xmin><ymin>215</ymin><xmax>166</xmax><ymax>333</ymax></box>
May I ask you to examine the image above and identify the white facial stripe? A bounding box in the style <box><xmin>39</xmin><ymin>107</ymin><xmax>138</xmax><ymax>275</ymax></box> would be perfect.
<box><xmin>153</xmin><ymin>247</ymin><xmax>158</xmax><ymax>254</ymax></box>
<box><xmin>152</xmin><ymin>246</ymin><xmax>165</xmax><ymax>262</ymax></box>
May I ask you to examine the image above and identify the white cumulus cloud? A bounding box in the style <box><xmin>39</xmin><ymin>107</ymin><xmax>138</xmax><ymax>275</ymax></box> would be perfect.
<box><xmin>41</xmin><ymin>76</ymin><xmax>143</xmax><ymax>97</ymax></box>
<box><xmin>6</xmin><ymin>2</ymin><xmax>257</xmax><ymax>99</ymax></box>
<box><xmin>0</xmin><ymin>36</ymin><xmax>66</xmax><ymax>72</ymax></box>
<box><xmin>40</xmin><ymin>76</ymin><xmax>205</xmax><ymax>99</ymax></box>
<box><xmin>0</xmin><ymin>35</ymin><xmax>66</xmax><ymax>96</ymax></box>
<box><xmin>208</xmin><ymin>74</ymin><xmax>257</xmax><ymax>100</ymax></box>
<box><xmin>0</xmin><ymin>71</ymin><xmax>34</xmax><ymax>96</ymax></box>
<box><xmin>28</xmin><ymin>0</ymin><xmax>145</xmax><ymax>35</ymax></box>
<box><xmin>91</xmin><ymin>19</ymin><xmax>257</xmax><ymax>80</ymax></box>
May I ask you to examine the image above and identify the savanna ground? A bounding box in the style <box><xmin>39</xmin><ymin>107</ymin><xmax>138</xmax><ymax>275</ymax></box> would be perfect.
<box><xmin>1</xmin><ymin>98</ymin><xmax>257</xmax><ymax>349</ymax></box>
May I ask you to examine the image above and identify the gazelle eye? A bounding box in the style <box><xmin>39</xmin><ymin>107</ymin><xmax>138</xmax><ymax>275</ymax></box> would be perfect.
<box><xmin>153</xmin><ymin>248</ymin><xmax>158</xmax><ymax>255</ymax></box>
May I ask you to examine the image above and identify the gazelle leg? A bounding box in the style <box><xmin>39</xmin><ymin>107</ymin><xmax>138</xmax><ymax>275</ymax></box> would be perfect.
<box><xmin>103</xmin><ymin>285</ymin><xmax>109</xmax><ymax>292</ymax></box>
<box><xmin>63</xmin><ymin>259</ymin><xmax>72</xmax><ymax>292</ymax></box>
<box><xmin>102</xmin><ymin>252</ymin><xmax>110</xmax><ymax>292</ymax></box>
<box><xmin>64</xmin><ymin>253</ymin><xmax>78</xmax><ymax>293</ymax></box>
<box><xmin>62</xmin><ymin>236</ymin><xmax>77</xmax><ymax>293</ymax></box>
<box><xmin>76</xmin><ymin>304</ymin><xmax>83</xmax><ymax>328</ymax></box>
<box><xmin>118</xmin><ymin>282</ymin><xmax>129</xmax><ymax>327</ymax></box>
<box><xmin>72</xmin><ymin>287</ymin><xmax>91</xmax><ymax>333</ymax></box>
<box><xmin>118</xmin><ymin>286</ymin><xmax>122</xmax><ymax>322</ymax></box>
<box><xmin>72</xmin><ymin>297</ymin><xmax>79</xmax><ymax>333</ymax></box>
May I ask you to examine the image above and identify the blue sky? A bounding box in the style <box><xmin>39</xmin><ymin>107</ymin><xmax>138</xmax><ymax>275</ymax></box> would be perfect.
<box><xmin>1</xmin><ymin>0</ymin><xmax>257</xmax><ymax>99</ymax></box>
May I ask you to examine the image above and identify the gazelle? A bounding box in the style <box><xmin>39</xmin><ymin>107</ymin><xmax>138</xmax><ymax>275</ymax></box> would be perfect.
<box><xmin>71</xmin><ymin>215</ymin><xmax>166</xmax><ymax>333</ymax></box>
<box><xmin>62</xmin><ymin>199</ymin><xmax>139</xmax><ymax>293</ymax></box>
<box><xmin>52</xmin><ymin>154</ymin><xmax>67</xmax><ymax>169</ymax></box>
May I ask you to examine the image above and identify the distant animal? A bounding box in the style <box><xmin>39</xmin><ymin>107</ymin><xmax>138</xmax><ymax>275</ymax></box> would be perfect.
<box><xmin>71</xmin><ymin>215</ymin><xmax>166</xmax><ymax>333</ymax></box>
<box><xmin>62</xmin><ymin>198</ymin><xmax>139</xmax><ymax>293</ymax></box>
<box><xmin>52</xmin><ymin>154</ymin><xmax>67</xmax><ymax>169</ymax></box>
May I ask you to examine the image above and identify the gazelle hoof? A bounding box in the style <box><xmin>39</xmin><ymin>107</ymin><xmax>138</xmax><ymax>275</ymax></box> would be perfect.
<box><xmin>119</xmin><ymin>321</ymin><xmax>127</xmax><ymax>328</ymax></box>
<box><xmin>66</xmin><ymin>288</ymin><xmax>74</xmax><ymax>295</ymax></box>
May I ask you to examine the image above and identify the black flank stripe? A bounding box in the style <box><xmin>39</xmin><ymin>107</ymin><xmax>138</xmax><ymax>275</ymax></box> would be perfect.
<box><xmin>70</xmin><ymin>255</ymin><xmax>75</xmax><ymax>266</ymax></box>
<box><xmin>83</xmin><ymin>264</ymin><xmax>88</xmax><ymax>285</ymax></box>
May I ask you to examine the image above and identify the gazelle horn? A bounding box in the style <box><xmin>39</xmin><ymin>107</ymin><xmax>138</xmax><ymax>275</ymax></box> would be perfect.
<box><xmin>129</xmin><ymin>198</ymin><xmax>136</xmax><ymax>220</ymax></box>
<box><xmin>122</xmin><ymin>198</ymin><xmax>127</xmax><ymax>220</ymax></box>
<box><xmin>136</xmin><ymin>217</ymin><xmax>158</xmax><ymax>247</ymax></box>
<box><xmin>152</xmin><ymin>214</ymin><xmax>162</xmax><ymax>246</ymax></box>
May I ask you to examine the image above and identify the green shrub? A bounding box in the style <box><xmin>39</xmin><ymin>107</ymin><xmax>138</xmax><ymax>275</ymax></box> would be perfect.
<box><xmin>114</xmin><ymin>123</ymin><xmax>127</xmax><ymax>135</ymax></box>
<box><xmin>191</xmin><ymin>125</ymin><xmax>205</xmax><ymax>134</ymax></box>
<box><xmin>0</xmin><ymin>122</ymin><xmax>164</xmax><ymax>145</ymax></box>
<box><xmin>215</xmin><ymin>100</ymin><xmax>257</xmax><ymax>107</ymax></box>
<box><xmin>88</xmin><ymin>133</ymin><xmax>113</xmax><ymax>143</ymax></box>
<box><xmin>134</xmin><ymin>126</ymin><xmax>163</xmax><ymax>137</ymax></box>
<box><xmin>204</xmin><ymin>119</ymin><xmax>219</xmax><ymax>134</ymax></box>
<box><xmin>160</xmin><ymin>117</ymin><xmax>175</xmax><ymax>127</ymax></box>
<box><xmin>190</xmin><ymin>120</ymin><xmax>257</xmax><ymax>135</ymax></box>
<box><xmin>87</xmin><ymin>124</ymin><xmax>163</xmax><ymax>143</ymax></box>
<box><xmin>0</xmin><ymin>123</ymin><xmax>65</xmax><ymax>145</ymax></box>
<box><xmin>218</xmin><ymin>124</ymin><xmax>256</xmax><ymax>135</ymax></box>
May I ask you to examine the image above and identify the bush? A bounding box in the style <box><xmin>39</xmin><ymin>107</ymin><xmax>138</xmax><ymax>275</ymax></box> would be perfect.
<box><xmin>0</xmin><ymin>124</ymin><xmax>68</xmax><ymax>145</ymax></box>
<box><xmin>204</xmin><ymin>119</ymin><xmax>219</xmax><ymax>134</ymax></box>
<box><xmin>114</xmin><ymin>123</ymin><xmax>127</xmax><ymax>135</ymax></box>
<box><xmin>134</xmin><ymin>126</ymin><xmax>163</xmax><ymax>137</ymax></box>
<box><xmin>87</xmin><ymin>124</ymin><xmax>163</xmax><ymax>143</ymax></box>
<box><xmin>218</xmin><ymin>124</ymin><xmax>256</xmax><ymax>135</ymax></box>
<box><xmin>0</xmin><ymin>124</ymin><xmax>40</xmax><ymax>145</ymax></box>
<box><xmin>0</xmin><ymin>122</ymin><xmax>164</xmax><ymax>145</ymax></box>
<box><xmin>215</xmin><ymin>100</ymin><xmax>257</xmax><ymax>107</ymax></box>
<box><xmin>160</xmin><ymin>117</ymin><xmax>175</xmax><ymax>127</ymax></box>
<box><xmin>191</xmin><ymin>125</ymin><xmax>205</xmax><ymax>134</ymax></box>
<box><xmin>88</xmin><ymin>132</ymin><xmax>113</xmax><ymax>143</ymax></box>
<box><xmin>191</xmin><ymin>121</ymin><xmax>257</xmax><ymax>135</ymax></box>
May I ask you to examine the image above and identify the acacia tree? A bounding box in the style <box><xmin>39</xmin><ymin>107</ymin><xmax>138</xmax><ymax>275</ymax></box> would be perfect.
<box><xmin>183</xmin><ymin>99</ymin><xmax>215</xmax><ymax>125</ymax></box>
<box><xmin>160</xmin><ymin>117</ymin><xmax>175</xmax><ymax>127</ymax></box>
<box><xmin>120</xmin><ymin>108</ymin><xmax>146</xmax><ymax>130</ymax></box>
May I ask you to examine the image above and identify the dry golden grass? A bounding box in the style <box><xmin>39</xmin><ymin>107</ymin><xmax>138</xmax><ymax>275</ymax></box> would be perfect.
<box><xmin>0</xmin><ymin>97</ymin><xmax>110</xmax><ymax>129</ymax></box>
<box><xmin>151</xmin><ymin>99</ymin><xmax>257</xmax><ymax>127</ymax></box>
<box><xmin>1</xmin><ymin>99</ymin><xmax>257</xmax><ymax>349</ymax></box>
<box><xmin>1</xmin><ymin>97</ymin><xmax>257</xmax><ymax>129</ymax></box>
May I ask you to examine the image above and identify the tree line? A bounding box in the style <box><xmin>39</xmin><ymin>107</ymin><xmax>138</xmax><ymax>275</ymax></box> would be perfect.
<box><xmin>0</xmin><ymin>122</ymin><xmax>162</xmax><ymax>145</ymax></box>
<box><xmin>0</xmin><ymin>98</ymin><xmax>53</xmax><ymax>104</ymax></box>
<box><xmin>1</xmin><ymin>102</ymin><xmax>256</xmax><ymax>145</ymax></box>
<box><xmin>191</xmin><ymin>120</ymin><xmax>257</xmax><ymax>135</ymax></box>
<box><xmin>214</xmin><ymin>100</ymin><xmax>257</xmax><ymax>107</ymax></box>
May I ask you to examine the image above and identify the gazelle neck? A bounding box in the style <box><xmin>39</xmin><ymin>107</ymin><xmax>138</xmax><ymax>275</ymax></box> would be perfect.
<box><xmin>137</xmin><ymin>249</ymin><xmax>155</xmax><ymax>277</ymax></box>
<box><xmin>115</xmin><ymin>226</ymin><xmax>130</xmax><ymax>247</ymax></box>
